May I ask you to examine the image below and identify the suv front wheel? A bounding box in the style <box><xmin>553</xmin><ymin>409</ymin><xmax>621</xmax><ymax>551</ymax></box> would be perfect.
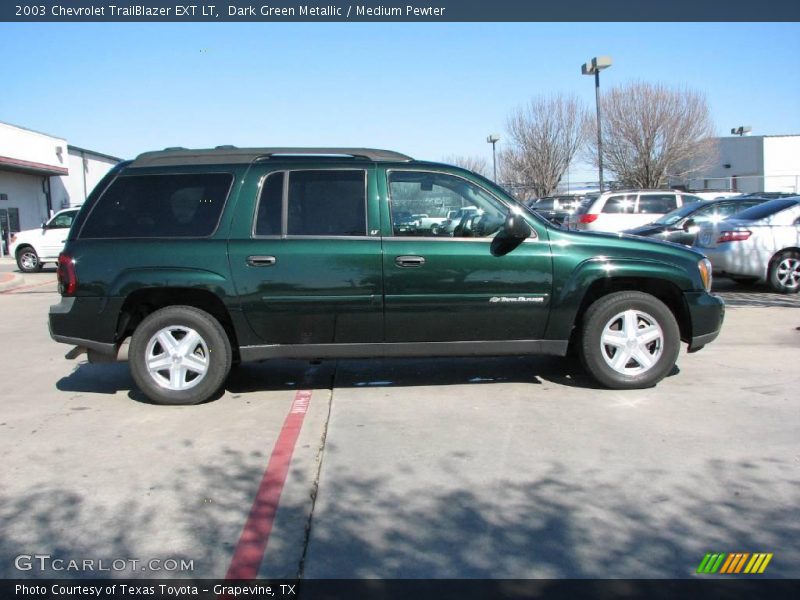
<box><xmin>16</xmin><ymin>246</ymin><xmax>42</xmax><ymax>273</ymax></box>
<box><xmin>579</xmin><ymin>291</ymin><xmax>680</xmax><ymax>389</ymax></box>
<box><xmin>129</xmin><ymin>306</ymin><xmax>232</xmax><ymax>405</ymax></box>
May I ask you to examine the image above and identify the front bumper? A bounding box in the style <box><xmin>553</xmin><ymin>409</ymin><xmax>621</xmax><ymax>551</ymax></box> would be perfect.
<box><xmin>684</xmin><ymin>291</ymin><xmax>725</xmax><ymax>352</ymax></box>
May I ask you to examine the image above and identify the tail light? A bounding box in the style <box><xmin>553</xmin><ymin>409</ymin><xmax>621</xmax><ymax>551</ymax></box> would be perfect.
<box><xmin>57</xmin><ymin>253</ymin><xmax>77</xmax><ymax>296</ymax></box>
<box><xmin>579</xmin><ymin>213</ymin><xmax>599</xmax><ymax>224</ymax></box>
<box><xmin>717</xmin><ymin>230</ymin><xmax>751</xmax><ymax>243</ymax></box>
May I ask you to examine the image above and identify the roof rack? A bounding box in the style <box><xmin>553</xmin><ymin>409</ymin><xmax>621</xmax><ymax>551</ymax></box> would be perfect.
<box><xmin>131</xmin><ymin>147</ymin><xmax>413</xmax><ymax>167</ymax></box>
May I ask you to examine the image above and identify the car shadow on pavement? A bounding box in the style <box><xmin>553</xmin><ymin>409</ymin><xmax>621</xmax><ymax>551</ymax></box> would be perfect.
<box><xmin>221</xmin><ymin>355</ymin><xmax>612</xmax><ymax>394</ymax></box>
<box><xmin>56</xmin><ymin>353</ymin><xmax>681</xmax><ymax>402</ymax></box>
<box><xmin>1</xmin><ymin>451</ymin><xmax>798</xmax><ymax>579</ymax></box>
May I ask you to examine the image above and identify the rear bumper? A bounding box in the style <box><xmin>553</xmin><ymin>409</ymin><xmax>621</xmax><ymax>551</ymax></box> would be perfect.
<box><xmin>684</xmin><ymin>291</ymin><xmax>725</xmax><ymax>352</ymax></box>
<box><xmin>49</xmin><ymin>296</ymin><xmax>119</xmax><ymax>356</ymax></box>
<box><xmin>700</xmin><ymin>245</ymin><xmax>767</xmax><ymax>281</ymax></box>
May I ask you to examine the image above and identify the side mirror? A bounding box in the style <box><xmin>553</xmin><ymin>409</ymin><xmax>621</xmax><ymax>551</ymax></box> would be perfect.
<box><xmin>683</xmin><ymin>218</ymin><xmax>696</xmax><ymax>232</ymax></box>
<box><xmin>491</xmin><ymin>211</ymin><xmax>532</xmax><ymax>257</ymax></box>
<box><xmin>504</xmin><ymin>212</ymin><xmax>532</xmax><ymax>240</ymax></box>
<box><xmin>42</xmin><ymin>220</ymin><xmax>48</xmax><ymax>230</ymax></box>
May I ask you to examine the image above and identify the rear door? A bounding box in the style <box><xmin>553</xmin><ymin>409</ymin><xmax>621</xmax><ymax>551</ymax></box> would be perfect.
<box><xmin>380</xmin><ymin>168</ymin><xmax>552</xmax><ymax>342</ymax></box>
<box><xmin>227</xmin><ymin>165</ymin><xmax>384</xmax><ymax>344</ymax></box>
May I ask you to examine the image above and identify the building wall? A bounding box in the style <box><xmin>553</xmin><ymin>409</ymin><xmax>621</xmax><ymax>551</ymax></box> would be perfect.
<box><xmin>0</xmin><ymin>122</ymin><xmax>68</xmax><ymax>174</ymax></box>
<box><xmin>763</xmin><ymin>137</ymin><xmax>800</xmax><ymax>193</ymax></box>
<box><xmin>0</xmin><ymin>171</ymin><xmax>48</xmax><ymax>231</ymax></box>
<box><xmin>0</xmin><ymin>123</ymin><xmax>120</xmax><ymax>245</ymax></box>
<box><xmin>678</xmin><ymin>135</ymin><xmax>800</xmax><ymax>194</ymax></box>
<box><xmin>52</xmin><ymin>149</ymin><xmax>120</xmax><ymax>209</ymax></box>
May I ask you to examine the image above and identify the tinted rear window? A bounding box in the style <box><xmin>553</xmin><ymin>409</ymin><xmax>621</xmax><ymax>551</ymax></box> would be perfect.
<box><xmin>637</xmin><ymin>194</ymin><xmax>678</xmax><ymax>214</ymax></box>
<box><xmin>80</xmin><ymin>173</ymin><xmax>233</xmax><ymax>238</ymax></box>
<box><xmin>734</xmin><ymin>198</ymin><xmax>799</xmax><ymax>221</ymax></box>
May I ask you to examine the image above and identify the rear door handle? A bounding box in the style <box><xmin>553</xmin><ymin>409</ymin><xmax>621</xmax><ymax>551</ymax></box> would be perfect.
<box><xmin>395</xmin><ymin>255</ymin><xmax>425</xmax><ymax>267</ymax></box>
<box><xmin>246</xmin><ymin>255</ymin><xmax>277</xmax><ymax>267</ymax></box>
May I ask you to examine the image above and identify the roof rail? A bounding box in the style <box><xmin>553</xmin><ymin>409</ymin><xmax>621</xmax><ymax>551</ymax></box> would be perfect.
<box><xmin>131</xmin><ymin>147</ymin><xmax>413</xmax><ymax>168</ymax></box>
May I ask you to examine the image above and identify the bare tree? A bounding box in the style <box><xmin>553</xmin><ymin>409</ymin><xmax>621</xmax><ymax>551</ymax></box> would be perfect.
<box><xmin>441</xmin><ymin>154</ymin><xmax>489</xmax><ymax>178</ymax></box>
<box><xmin>500</xmin><ymin>94</ymin><xmax>589</xmax><ymax>198</ymax></box>
<box><xmin>587</xmin><ymin>81</ymin><xmax>717</xmax><ymax>188</ymax></box>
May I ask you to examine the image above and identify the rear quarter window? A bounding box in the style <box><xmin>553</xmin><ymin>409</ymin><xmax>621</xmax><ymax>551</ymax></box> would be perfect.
<box><xmin>637</xmin><ymin>194</ymin><xmax>678</xmax><ymax>214</ymax></box>
<box><xmin>79</xmin><ymin>173</ymin><xmax>233</xmax><ymax>239</ymax></box>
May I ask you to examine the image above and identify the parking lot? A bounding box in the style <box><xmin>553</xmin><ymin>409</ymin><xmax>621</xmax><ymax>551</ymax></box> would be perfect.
<box><xmin>1</xmin><ymin>261</ymin><xmax>799</xmax><ymax>580</ymax></box>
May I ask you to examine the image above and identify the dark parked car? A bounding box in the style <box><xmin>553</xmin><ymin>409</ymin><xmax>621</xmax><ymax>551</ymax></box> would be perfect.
<box><xmin>624</xmin><ymin>196</ymin><xmax>770</xmax><ymax>246</ymax></box>
<box><xmin>49</xmin><ymin>147</ymin><xmax>724</xmax><ymax>405</ymax></box>
<box><xmin>527</xmin><ymin>195</ymin><xmax>586</xmax><ymax>225</ymax></box>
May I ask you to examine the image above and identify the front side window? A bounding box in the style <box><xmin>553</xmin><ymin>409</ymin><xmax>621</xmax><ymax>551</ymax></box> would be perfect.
<box><xmin>637</xmin><ymin>194</ymin><xmax>678</xmax><ymax>214</ymax></box>
<box><xmin>287</xmin><ymin>170</ymin><xmax>366</xmax><ymax>236</ymax></box>
<box><xmin>49</xmin><ymin>210</ymin><xmax>77</xmax><ymax>229</ymax></box>
<box><xmin>388</xmin><ymin>171</ymin><xmax>507</xmax><ymax>238</ymax></box>
<box><xmin>80</xmin><ymin>173</ymin><xmax>232</xmax><ymax>238</ymax></box>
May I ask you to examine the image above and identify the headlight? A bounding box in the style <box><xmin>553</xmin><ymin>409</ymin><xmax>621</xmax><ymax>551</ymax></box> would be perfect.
<box><xmin>698</xmin><ymin>258</ymin><xmax>713</xmax><ymax>292</ymax></box>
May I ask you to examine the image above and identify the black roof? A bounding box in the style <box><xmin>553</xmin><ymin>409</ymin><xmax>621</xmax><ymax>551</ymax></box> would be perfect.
<box><xmin>131</xmin><ymin>147</ymin><xmax>413</xmax><ymax>167</ymax></box>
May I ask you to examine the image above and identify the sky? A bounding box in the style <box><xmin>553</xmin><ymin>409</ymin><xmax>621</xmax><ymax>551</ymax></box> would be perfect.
<box><xmin>2</xmin><ymin>22</ymin><xmax>800</xmax><ymax>182</ymax></box>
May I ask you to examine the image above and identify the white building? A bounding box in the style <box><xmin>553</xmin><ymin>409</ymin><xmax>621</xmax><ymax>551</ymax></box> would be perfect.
<box><xmin>0</xmin><ymin>121</ymin><xmax>120</xmax><ymax>251</ymax></box>
<box><xmin>678</xmin><ymin>134</ymin><xmax>800</xmax><ymax>195</ymax></box>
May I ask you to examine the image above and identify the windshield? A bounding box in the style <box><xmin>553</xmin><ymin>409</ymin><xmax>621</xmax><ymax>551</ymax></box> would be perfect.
<box><xmin>654</xmin><ymin>203</ymin><xmax>701</xmax><ymax>226</ymax></box>
<box><xmin>734</xmin><ymin>198</ymin><xmax>800</xmax><ymax>222</ymax></box>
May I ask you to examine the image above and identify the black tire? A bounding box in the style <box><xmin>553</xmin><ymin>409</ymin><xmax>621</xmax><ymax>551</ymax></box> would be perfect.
<box><xmin>129</xmin><ymin>306</ymin><xmax>232</xmax><ymax>405</ymax></box>
<box><xmin>579</xmin><ymin>291</ymin><xmax>680</xmax><ymax>390</ymax></box>
<box><xmin>768</xmin><ymin>250</ymin><xmax>800</xmax><ymax>294</ymax></box>
<box><xmin>16</xmin><ymin>246</ymin><xmax>42</xmax><ymax>273</ymax></box>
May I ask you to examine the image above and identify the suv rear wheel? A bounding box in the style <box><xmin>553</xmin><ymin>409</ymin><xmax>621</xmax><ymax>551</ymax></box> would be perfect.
<box><xmin>16</xmin><ymin>246</ymin><xmax>42</xmax><ymax>273</ymax></box>
<box><xmin>129</xmin><ymin>306</ymin><xmax>232</xmax><ymax>405</ymax></box>
<box><xmin>579</xmin><ymin>291</ymin><xmax>680</xmax><ymax>389</ymax></box>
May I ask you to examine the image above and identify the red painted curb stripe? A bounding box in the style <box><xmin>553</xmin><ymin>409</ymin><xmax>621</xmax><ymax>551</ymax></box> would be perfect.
<box><xmin>0</xmin><ymin>280</ymin><xmax>56</xmax><ymax>294</ymax></box>
<box><xmin>224</xmin><ymin>389</ymin><xmax>313</xmax><ymax>580</ymax></box>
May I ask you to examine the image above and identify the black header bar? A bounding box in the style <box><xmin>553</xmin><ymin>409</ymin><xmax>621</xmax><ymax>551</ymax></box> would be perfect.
<box><xmin>4</xmin><ymin>1</ymin><xmax>800</xmax><ymax>22</ymax></box>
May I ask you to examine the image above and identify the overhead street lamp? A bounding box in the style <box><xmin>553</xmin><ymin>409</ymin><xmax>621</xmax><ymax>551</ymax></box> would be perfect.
<box><xmin>581</xmin><ymin>56</ymin><xmax>612</xmax><ymax>192</ymax></box>
<box><xmin>486</xmin><ymin>134</ymin><xmax>500</xmax><ymax>182</ymax></box>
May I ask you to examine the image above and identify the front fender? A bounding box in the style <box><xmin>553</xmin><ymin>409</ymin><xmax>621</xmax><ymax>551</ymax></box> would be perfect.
<box><xmin>545</xmin><ymin>257</ymin><xmax>696</xmax><ymax>341</ymax></box>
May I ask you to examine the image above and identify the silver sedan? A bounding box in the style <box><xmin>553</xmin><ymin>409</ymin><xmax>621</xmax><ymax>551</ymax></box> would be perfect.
<box><xmin>693</xmin><ymin>197</ymin><xmax>800</xmax><ymax>293</ymax></box>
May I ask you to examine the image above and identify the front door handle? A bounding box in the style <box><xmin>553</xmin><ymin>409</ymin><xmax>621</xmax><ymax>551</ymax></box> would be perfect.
<box><xmin>395</xmin><ymin>255</ymin><xmax>425</xmax><ymax>268</ymax></box>
<box><xmin>247</xmin><ymin>255</ymin><xmax>277</xmax><ymax>267</ymax></box>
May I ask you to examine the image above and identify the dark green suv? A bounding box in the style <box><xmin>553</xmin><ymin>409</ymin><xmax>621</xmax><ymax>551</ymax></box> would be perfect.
<box><xmin>49</xmin><ymin>147</ymin><xmax>724</xmax><ymax>405</ymax></box>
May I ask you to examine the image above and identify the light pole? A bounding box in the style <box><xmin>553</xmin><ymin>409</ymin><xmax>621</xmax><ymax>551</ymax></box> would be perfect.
<box><xmin>486</xmin><ymin>134</ymin><xmax>500</xmax><ymax>182</ymax></box>
<box><xmin>581</xmin><ymin>56</ymin><xmax>612</xmax><ymax>192</ymax></box>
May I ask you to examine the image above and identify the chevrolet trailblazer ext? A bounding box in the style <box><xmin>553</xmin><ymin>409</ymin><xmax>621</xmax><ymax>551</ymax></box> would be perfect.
<box><xmin>49</xmin><ymin>148</ymin><xmax>724</xmax><ymax>405</ymax></box>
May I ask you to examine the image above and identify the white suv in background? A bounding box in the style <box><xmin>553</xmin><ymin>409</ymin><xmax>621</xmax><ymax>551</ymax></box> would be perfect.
<box><xmin>566</xmin><ymin>190</ymin><xmax>703</xmax><ymax>232</ymax></box>
<box><xmin>9</xmin><ymin>207</ymin><xmax>80</xmax><ymax>272</ymax></box>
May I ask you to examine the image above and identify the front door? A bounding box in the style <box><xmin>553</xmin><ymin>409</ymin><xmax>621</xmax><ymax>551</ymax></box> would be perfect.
<box><xmin>40</xmin><ymin>209</ymin><xmax>78</xmax><ymax>259</ymax></box>
<box><xmin>380</xmin><ymin>169</ymin><xmax>552</xmax><ymax>342</ymax></box>
<box><xmin>228</xmin><ymin>165</ymin><xmax>384</xmax><ymax>344</ymax></box>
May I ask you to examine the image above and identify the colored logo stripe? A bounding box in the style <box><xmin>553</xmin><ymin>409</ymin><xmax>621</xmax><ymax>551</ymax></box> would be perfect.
<box><xmin>697</xmin><ymin>552</ymin><xmax>773</xmax><ymax>574</ymax></box>
<box><xmin>697</xmin><ymin>553</ymin><xmax>725</xmax><ymax>574</ymax></box>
